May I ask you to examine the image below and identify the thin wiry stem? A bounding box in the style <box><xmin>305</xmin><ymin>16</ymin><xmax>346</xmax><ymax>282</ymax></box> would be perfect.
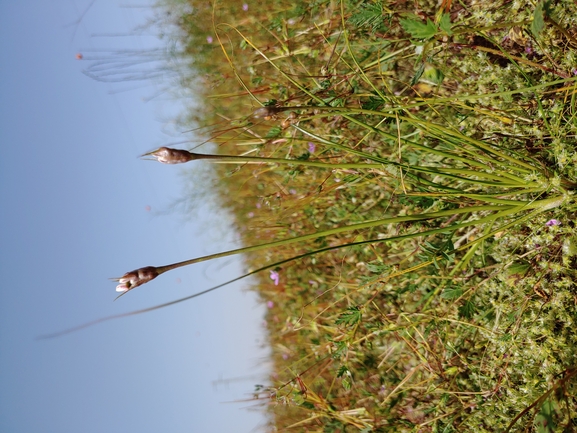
<box><xmin>41</xmin><ymin>199</ymin><xmax>561</xmax><ymax>338</ymax></box>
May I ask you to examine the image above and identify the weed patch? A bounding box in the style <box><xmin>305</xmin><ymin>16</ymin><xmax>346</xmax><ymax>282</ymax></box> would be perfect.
<box><xmin>116</xmin><ymin>0</ymin><xmax>577</xmax><ymax>431</ymax></box>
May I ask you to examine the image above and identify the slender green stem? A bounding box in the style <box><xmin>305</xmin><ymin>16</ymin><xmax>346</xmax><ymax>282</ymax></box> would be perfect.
<box><xmin>154</xmin><ymin>193</ymin><xmax>565</xmax><ymax>276</ymax></box>
<box><xmin>293</xmin><ymin>125</ymin><xmax>541</xmax><ymax>189</ymax></box>
<box><xmin>154</xmin><ymin>204</ymin><xmax>513</xmax><ymax>274</ymax></box>
<box><xmin>45</xmin><ymin>197</ymin><xmax>566</xmax><ymax>338</ymax></box>
<box><xmin>176</xmin><ymin>150</ymin><xmax>536</xmax><ymax>189</ymax></box>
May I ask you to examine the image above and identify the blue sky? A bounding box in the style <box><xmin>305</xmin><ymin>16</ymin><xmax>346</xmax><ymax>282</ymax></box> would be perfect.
<box><xmin>0</xmin><ymin>1</ymin><xmax>270</xmax><ymax>432</ymax></box>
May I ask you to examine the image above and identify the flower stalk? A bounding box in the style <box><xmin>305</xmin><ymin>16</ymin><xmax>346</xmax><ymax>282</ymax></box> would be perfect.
<box><xmin>112</xmin><ymin>193</ymin><xmax>567</xmax><ymax>293</ymax></box>
<box><xmin>143</xmin><ymin>146</ymin><xmax>540</xmax><ymax>192</ymax></box>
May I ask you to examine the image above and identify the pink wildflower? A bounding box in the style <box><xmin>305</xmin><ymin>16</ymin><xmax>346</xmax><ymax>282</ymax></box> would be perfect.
<box><xmin>270</xmin><ymin>270</ymin><xmax>280</xmax><ymax>286</ymax></box>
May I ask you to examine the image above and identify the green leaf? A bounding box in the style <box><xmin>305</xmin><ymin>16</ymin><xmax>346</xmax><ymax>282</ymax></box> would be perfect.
<box><xmin>532</xmin><ymin>2</ymin><xmax>546</xmax><ymax>37</ymax></box>
<box><xmin>335</xmin><ymin>306</ymin><xmax>362</xmax><ymax>327</ymax></box>
<box><xmin>534</xmin><ymin>399</ymin><xmax>558</xmax><ymax>433</ymax></box>
<box><xmin>336</xmin><ymin>365</ymin><xmax>350</xmax><ymax>378</ymax></box>
<box><xmin>365</xmin><ymin>260</ymin><xmax>390</xmax><ymax>274</ymax></box>
<box><xmin>458</xmin><ymin>300</ymin><xmax>476</xmax><ymax>318</ymax></box>
<box><xmin>400</xmin><ymin>17</ymin><xmax>438</xmax><ymax>40</ymax></box>
<box><xmin>265</xmin><ymin>126</ymin><xmax>282</xmax><ymax>138</ymax></box>
<box><xmin>439</xmin><ymin>13</ymin><xmax>453</xmax><ymax>35</ymax></box>
<box><xmin>332</xmin><ymin>341</ymin><xmax>348</xmax><ymax>359</ymax></box>
<box><xmin>361</xmin><ymin>95</ymin><xmax>385</xmax><ymax>111</ymax></box>
<box><xmin>348</xmin><ymin>3</ymin><xmax>388</xmax><ymax>33</ymax></box>
<box><xmin>423</xmin><ymin>66</ymin><xmax>445</xmax><ymax>85</ymax></box>
<box><xmin>410</xmin><ymin>62</ymin><xmax>425</xmax><ymax>86</ymax></box>
<box><xmin>441</xmin><ymin>286</ymin><xmax>463</xmax><ymax>300</ymax></box>
<box><xmin>342</xmin><ymin>378</ymin><xmax>351</xmax><ymax>391</ymax></box>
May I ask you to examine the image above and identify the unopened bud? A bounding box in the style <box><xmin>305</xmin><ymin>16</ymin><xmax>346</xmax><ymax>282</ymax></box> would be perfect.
<box><xmin>143</xmin><ymin>147</ymin><xmax>194</xmax><ymax>164</ymax></box>
<box><xmin>114</xmin><ymin>266</ymin><xmax>159</xmax><ymax>292</ymax></box>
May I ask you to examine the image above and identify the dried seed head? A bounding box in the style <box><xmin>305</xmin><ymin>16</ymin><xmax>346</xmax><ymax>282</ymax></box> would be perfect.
<box><xmin>114</xmin><ymin>266</ymin><xmax>159</xmax><ymax>292</ymax></box>
<box><xmin>143</xmin><ymin>147</ymin><xmax>194</xmax><ymax>164</ymax></box>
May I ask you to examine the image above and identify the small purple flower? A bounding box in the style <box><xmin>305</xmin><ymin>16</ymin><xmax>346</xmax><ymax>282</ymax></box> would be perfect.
<box><xmin>308</xmin><ymin>142</ymin><xmax>316</xmax><ymax>153</ymax></box>
<box><xmin>242</xmin><ymin>3</ymin><xmax>248</xmax><ymax>11</ymax></box>
<box><xmin>206</xmin><ymin>36</ymin><xmax>213</xmax><ymax>44</ymax></box>
<box><xmin>270</xmin><ymin>270</ymin><xmax>280</xmax><ymax>286</ymax></box>
<box><xmin>573</xmin><ymin>68</ymin><xmax>577</xmax><ymax>76</ymax></box>
<box><xmin>546</xmin><ymin>219</ymin><xmax>561</xmax><ymax>227</ymax></box>
<box><xmin>267</xmin><ymin>301</ymin><xmax>274</xmax><ymax>308</ymax></box>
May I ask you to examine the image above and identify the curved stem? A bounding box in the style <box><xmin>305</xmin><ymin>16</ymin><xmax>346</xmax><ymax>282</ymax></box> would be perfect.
<box><xmin>154</xmin><ymin>204</ymin><xmax>515</xmax><ymax>274</ymax></box>
<box><xmin>45</xmin><ymin>197</ymin><xmax>564</xmax><ymax>338</ymax></box>
<box><xmin>152</xmin><ymin>193</ymin><xmax>563</xmax><ymax>275</ymax></box>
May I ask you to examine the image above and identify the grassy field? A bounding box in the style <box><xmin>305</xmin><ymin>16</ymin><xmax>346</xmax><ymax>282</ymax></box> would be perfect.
<box><xmin>135</xmin><ymin>0</ymin><xmax>577</xmax><ymax>431</ymax></box>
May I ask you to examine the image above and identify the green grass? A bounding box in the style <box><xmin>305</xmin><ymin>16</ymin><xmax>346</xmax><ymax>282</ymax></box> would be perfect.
<box><xmin>120</xmin><ymin>0</ymin><xmax>577</xmax><ymax>431</ymax></box>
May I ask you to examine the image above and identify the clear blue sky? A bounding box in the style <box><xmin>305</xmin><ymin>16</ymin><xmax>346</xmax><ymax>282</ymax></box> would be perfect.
<box><xmin>0</xmin><ymin>1</ymin><xmax>270</xmax><ymax>432</ymax></box>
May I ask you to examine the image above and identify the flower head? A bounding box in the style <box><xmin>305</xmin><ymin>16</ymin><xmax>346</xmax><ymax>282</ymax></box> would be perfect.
<box><xmin>114</xmin><ymin>266</ymin><xmax>159</xmax><ymax>292</ymax></box>
<box><xmin>269</xmin><ymin>270</ymin><xmax>280</xmax><ymax>286</ymax></box>
<box><xmin>142</xmin><ymin>147</ymin><xmax>194</xmax><ymax>164</ymax></box>
<box><xmin>545</xmin><ymin>219</ymin><xmax>561</xmax><ymax>227</ymax></box>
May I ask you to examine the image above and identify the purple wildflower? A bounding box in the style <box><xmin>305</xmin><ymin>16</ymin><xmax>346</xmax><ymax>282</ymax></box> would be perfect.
<box><xmin>546</xmin><ymin>219</ymin><xmax>561</xmax><ymax>227</ymax></box>
<box><xmin>270</xmin><ymin>270</ymin><xmax>280</xmax><ymax>286</ymax></box>
<box><xmin>206</xmin><ymin>36</ymin><xmax>213</xmax><ymax>44</ymax></box>
<box><xmin>267</xmin><ymin>301</ymin><xmax>274</xmax><ymax>308</ymax></box>
<box><xmin>308</xmin><ymin>142</ymin><xmax>316</xmax><ymax>153</ymax></box>
<box><xmin>242</xmin><ymin>3</ymin><xmax>248</xmax><ymax>11</ymax></box>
